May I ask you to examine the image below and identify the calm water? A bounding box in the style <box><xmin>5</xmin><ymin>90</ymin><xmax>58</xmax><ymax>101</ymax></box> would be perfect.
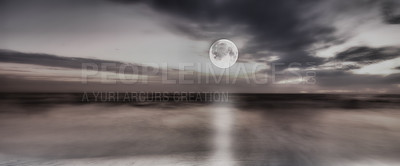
<box><xmin>0</xmin><ymin>93</ymin><xmax>399</xmax><ymax>166</ymax></box>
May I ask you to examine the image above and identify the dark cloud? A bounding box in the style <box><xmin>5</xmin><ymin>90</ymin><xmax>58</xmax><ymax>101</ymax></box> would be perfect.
<box><xmin>382</xmin><ymin>0</ymin><xmax>400</xmax><ymax>24</ymax></box>
<box><xmin>110</xmin><ymin>0</ymin><xmax>400</xmax><ymax>69</ymax></box>
<box><xmin>333</xmin><ymin>46</ymin><xmax>400</xmax><ymax>65</ymax></box>
<box><xmin>111</xmin><ymin>0</ymin><xmax>335</xmax><ymax>66</ymax></box>
<box><xmin>316</xmin><ymin>70</ymin><xmax>400</xmax><ymax>87</ymax></box>
<box><xmin>336</xmin><ymin>64</ymin><xmax>362</xmax><ymax>71</ymax></box>
<box><xmin>299</xmin><ymin>46</ymin><xmax>400</xmax><ymax>87</ymax></box>
<box><xmin>0</xmin><ymin>49</ymin><xmax>164</xmax><ymax>76</ymax></box>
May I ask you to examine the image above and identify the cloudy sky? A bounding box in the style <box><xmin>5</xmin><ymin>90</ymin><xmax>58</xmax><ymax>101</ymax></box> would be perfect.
<box><xmin>0</xmin><ymin>0</ymin><xmax>399</xmax><ymax>93</ymax></box>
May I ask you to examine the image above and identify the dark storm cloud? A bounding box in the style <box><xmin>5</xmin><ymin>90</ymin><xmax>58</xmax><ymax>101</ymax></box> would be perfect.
<box><xmin>382</xmin><ymin>0</ymin><xmax>400</xmax><ymax>24</ymax></box>
<box><xmin>287</xmin><ymin>46</ymin><xmax>400</xmax><ymax>88</ymax></box>
<box><xmin>333</xmin><ymin>46</ymin><xmax>400</xmax><ymax>65</ymax></box>
<box><xmin>110</xmin><ymin>0</ymin><xmax>400</xmax><ymax>68</ymax></box>
<box><xmin>0</xmin><ymin>49</ymin><xmax>166</xmax><ymax>75</ymax></box>
<box><xmin>111</xmin><ymin>0</ymin><xmax>334</xmax><ymax>66</ymax></box>
<box><xmin>316</xmin><ymin>70</ymin><xmax>400</xmax><ymax>87</ymax></box>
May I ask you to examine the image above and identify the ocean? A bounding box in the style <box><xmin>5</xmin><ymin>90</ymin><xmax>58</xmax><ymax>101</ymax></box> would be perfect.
<box><xmin>0</xmin><ymin>93</ymin><xmax>399</xmax><ymax>166</ymax></box>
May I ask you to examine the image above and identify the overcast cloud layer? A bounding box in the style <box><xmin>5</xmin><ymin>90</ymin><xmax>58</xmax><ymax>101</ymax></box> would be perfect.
<box><xmin>0</xmin><ymin>0</ymin><xmax>399</xmax><ymax>93</ymax></box>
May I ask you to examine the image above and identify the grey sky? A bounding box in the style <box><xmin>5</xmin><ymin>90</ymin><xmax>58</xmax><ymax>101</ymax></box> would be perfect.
<box><xmin>0</xmin><ymin>0</ymin><xmax>399</xmax><ymax>93</ymax></box>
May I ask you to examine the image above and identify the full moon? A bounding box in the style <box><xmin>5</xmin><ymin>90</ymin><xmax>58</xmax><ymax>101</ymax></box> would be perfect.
<box><xmin>209</xmin><ymin>39</ymin><xmax>238</xmax><ymax>68</ymax></box>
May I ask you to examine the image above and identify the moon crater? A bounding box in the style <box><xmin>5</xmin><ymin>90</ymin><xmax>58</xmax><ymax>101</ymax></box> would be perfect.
<box><xmin>209</xmin><ymin>39</ymin><xmax>238</xmax><ymax>68</ymax></box>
